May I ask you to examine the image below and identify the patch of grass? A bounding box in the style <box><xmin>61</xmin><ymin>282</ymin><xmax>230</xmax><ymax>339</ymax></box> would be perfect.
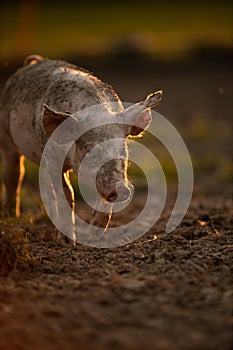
<box><xmin>186</xmin><ymin>119</ymin><xmax>212</xmax><ymax>142</ymax></box>
<box><xmin>24</xmin><ymin>160</ymin><xmax>39</xmax><ymax>186</ymax></box>
<box><xmin>0</xmin><ymin>222</ymin><xmax>36</xmax><ymax>275</ymax></box>
<box><xmin>185</xmin><ymin>119</ymin><xmax>232</xmax><ymax>142</ymax></box>
<box><xmin>193</xmin><ymin>154</ymin><xmax>233</xmax><ymax>182</ymax></box>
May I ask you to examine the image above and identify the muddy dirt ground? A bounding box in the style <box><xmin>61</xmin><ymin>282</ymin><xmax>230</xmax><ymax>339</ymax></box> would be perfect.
<box><xmin>0</xmin><ymin>52</ymin><xmax>232</xmax><ymax>350</ymax></box>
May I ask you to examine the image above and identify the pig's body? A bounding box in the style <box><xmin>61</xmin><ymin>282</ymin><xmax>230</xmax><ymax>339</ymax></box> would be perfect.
<box><xmin>0</xmin><ymin>55</ymin><xmax>162</xmax><ymax>228</ymax></box>
<box><xmin>0</xmin><ymin>58</ymin><xmax>122</xmax><ymax>166</ymax></box>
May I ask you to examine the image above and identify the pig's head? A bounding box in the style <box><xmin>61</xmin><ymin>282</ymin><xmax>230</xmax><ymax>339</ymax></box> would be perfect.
<box><xmin>42</xmin><ymin>90</ymin><xmax>162</xmax><ymax>204</ymax></box>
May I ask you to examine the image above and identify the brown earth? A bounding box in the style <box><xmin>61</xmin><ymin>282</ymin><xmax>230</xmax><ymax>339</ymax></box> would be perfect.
<box><xmin>0</xmin><ymin>52</ymin><xmax>232</xmax><ymax>350</ymax></box>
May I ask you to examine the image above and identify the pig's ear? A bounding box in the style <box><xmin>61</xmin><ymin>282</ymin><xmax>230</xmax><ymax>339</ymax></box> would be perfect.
<box><xmin>43</xmin><ymin>104</ymin><xmax>72</xmax><ymax>136</ymax></box>
<box><xmin>126</xmin><ymin>109</ymin><xmax>152</xmax><ymax>136</ymax></box>
<box><xmin>122</xmin><ymin>90</ymin><xmax>162</xmax><ymax>136</ymax></box>
<box><xmin>42</xmin><ymin>104</ymin><xmax>77</xmax><ymax>144</ymax></box>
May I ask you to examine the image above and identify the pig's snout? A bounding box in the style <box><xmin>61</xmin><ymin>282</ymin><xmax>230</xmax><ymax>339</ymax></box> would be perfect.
<box><xmin>106</xmin><ymin>185</ymin><xmax>130</xmax><ymax>203</ymax></box>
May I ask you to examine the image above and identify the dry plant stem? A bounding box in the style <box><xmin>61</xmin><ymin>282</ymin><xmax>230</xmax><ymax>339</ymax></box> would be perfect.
<box><xmin>91</xmin><ymin>197</ymin><xmax>113</xmax><ymax>231</ymax></box>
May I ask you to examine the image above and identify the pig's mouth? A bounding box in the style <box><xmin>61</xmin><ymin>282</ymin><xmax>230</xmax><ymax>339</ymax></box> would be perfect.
<box><xmin>91</xmin><ymin>182</ymin><xmax>131</xmax><ymax>230</ymax></box>
<box><xmin>99</xmin><ymin>183</ymin><xmax>131</xmax><ymax>203</ymax></box>
<box><xmin>90</xmin><ymin>185</ymin><xmax>130</xmax><ymax>230</ymax></box>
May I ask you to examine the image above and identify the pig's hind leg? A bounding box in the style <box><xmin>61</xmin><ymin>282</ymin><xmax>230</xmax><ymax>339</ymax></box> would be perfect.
<box><xmin>1</xmin><ymin>147</ymin><xmax>25</xmax><ymax>217</ymax></box>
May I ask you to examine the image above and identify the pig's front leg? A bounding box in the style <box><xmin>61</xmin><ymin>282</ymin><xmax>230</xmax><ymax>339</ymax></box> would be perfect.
<box><xmin>1</xmin><ymin>148</ymin><xmax>25</xmax><ymax>218</ymax></box>
<box><xmin>63</xmin><ymin>170</ymin><xmax>75</xmax><ymax>214</ymax></box>
<box><xmin>51</xmin><ymin>170</ymin><xmax>76</xmax><ymax>243</ymax></box>
<box><xmin>63</xmin><ymin>170</ymin><xmax>76</xmax><ymax>242</ymax></box>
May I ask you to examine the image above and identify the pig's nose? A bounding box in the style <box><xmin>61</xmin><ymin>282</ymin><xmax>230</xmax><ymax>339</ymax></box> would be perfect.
<box><xmin>106</xmin><ymin>189</ymin><xmax>118</xmax><ymax>202</ymax></box>
<box><xmin>106</xmin><ymin>186</ymin><xmax>130</xmax><ymax>203</ymax></box>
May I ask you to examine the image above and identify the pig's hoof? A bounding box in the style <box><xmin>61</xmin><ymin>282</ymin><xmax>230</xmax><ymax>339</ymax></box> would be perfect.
<box><xmin>54</xmin><ymin>228</ymin><xmax>73</xmax><ymax>246</ymax></box>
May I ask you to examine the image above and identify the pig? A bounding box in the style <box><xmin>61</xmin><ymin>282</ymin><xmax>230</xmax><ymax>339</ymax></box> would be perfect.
<box><xmin>0</xmin><ymin>55</ymin><xmax>162</xmax><ymax>229</ymax></box>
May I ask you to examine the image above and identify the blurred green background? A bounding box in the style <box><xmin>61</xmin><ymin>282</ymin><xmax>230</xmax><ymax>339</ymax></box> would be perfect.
<box><xmin>0</xmin><ymin>0</ymin><xmax>232</xmax><ymax>214</ymax></box>
<box><xmin>1</xmin><ymin>0</ymin><xmax>232</xmax><ymax>61</ymax></box>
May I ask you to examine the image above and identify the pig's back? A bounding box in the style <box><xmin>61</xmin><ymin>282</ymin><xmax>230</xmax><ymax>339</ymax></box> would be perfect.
<box><xmin>1</xmin><ymin>59</ymin><xmax>123</xmax><ymax>114</ymax></box>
